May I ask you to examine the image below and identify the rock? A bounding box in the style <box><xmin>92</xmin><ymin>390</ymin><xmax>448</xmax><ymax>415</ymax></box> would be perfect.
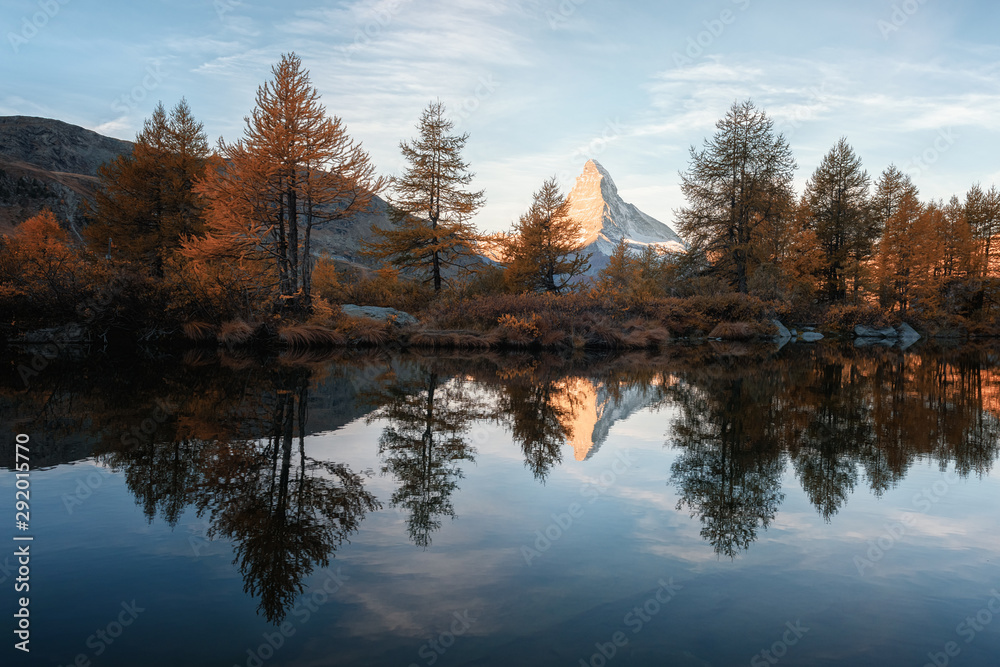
<box><xmin>855</xmin><ymin>325</ymin><xmax>898</xmax><ymax>339</ymax></box>
<box><xmin>897</xmin><ymin>322</ymin><xmax>921</xmax><ymax>341</ymax></box>
<box><xmin>801</xmin><ymin>332</ymin><xmax>824</xmax><ymax>342</ymax></box>
<box><xmin>17</xmin><ymin>324</ymin><xmax>88</xmax><ymax>344</ymax></box>
<box><xmin>340</xmin><ymin>305</ymin><xmax>418</xmax><ymax>327</ymax></box>
<box><xmin>771</xmin><ymin>319</ymin><xmax>791</xmax><ymax>341</ymax></box>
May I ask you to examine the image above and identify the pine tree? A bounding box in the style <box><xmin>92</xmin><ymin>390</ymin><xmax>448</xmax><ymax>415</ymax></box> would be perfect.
<box><xmin>803</xmin><ymin>138</ymin><xmax>875</xmax><ymax>302</ymax></box>
<box><xmin>83</xmin><ymin>99</ymin><xmax>209</xmax><ymax>275</ymax></box>
<box><xmin>366</xmin><ymin>101</ymin><xmax>485</xmax><ymax>291</ymax></box>
<box><xmin>677</xmin><ymin>100</ymin><xmax>796</xmax><ymax>293</ymax></box>
<box><xmin>189</xmin><ymin>53</ymin><xmax>385</xmax><ymax>313</ymax></box>
<box><xmin>502</xmin><ymin>177</ymin><xmax>591</xmax><ymax>293</ymax></box>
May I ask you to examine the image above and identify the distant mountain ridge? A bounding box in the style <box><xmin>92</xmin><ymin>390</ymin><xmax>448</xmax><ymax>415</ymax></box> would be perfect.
<box><xmin>0</xmin><ymin>119</ymin><xmax>685</xmax><ymax>274</ymax></box>
<box><xmin>0</xmin><ymin>116</ymin><xmax>391</xmax><ymax>260</ymax></box>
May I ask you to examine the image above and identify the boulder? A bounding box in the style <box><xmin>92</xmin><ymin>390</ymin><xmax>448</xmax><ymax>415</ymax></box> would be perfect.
<box><xmin>771</xmin><ymin>319</ymin><xmax>791</xmax><ymax>341</ymax></box>
<box><xmin>855</xmin><ymin>325</ymin><xmax>897</xmax><ymax>339</ymax></box>
<box><xmin>897</xmin><ymin>322</ymin><xmax>921</xmax><ymax>342</ymax></box>
<box><xmin>340</xmin><ymin>305</ymin><xmax>418</xmax><ymax>327</ymax></box>
<box><xmin>17</xmin><ymin>324</ymin><xmax>88</xmax><ymax>344</ymax></box>
<box><xmin>801</xmin><ymin>332</ymin><xmax>824</xmax><ymax>342</ymax></box>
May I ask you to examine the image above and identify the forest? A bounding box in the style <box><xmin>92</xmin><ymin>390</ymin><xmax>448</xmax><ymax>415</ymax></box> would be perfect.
<box><xmin>3</xmin><ymin>51</ymin><xmax>1000</xmax><ymax>352</ymax></box>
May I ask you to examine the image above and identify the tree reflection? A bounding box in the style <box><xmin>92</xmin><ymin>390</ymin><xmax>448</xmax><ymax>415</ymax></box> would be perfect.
<box><xmin>373</xmin><ymin>368</ymin><xmax>478</xmax><ymax>548</ymax></box>
<box><xmin>97</xmin><ymin>361</ymin><xmax>380</xmax><ymax>624</ymax></box>
<box><xmin>4</xmin><ymin>344</ymin><xmax>1000</xmax><ymax>574</ymax></box>
<box><xmin>667</xmin><ymin>371</ymin><xmax>785</xmax><ymax>558</ymax></box>
<box><xmin>790</xmin><ymin>360</ymin><xmax>870</xmax><ymax>522</ymax></box>
<box><xmin>496</xmin><ymin>362</ymin><xmax>573</xmax><ymax>481</ymax></box>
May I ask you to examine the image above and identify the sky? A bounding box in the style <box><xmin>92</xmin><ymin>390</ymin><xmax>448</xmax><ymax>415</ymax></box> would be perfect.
<box><xmin>3</xmin><ymin>0</ymin><xmax>1000</xmax><ymax>235</ymax></box>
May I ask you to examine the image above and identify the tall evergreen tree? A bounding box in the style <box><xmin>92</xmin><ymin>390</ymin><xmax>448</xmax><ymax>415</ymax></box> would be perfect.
<box><xmin>873</xmin><ymin>166</ymin><xmax>923</xmax><ymax>312</ymax></box>
<box><xmin>366</xmin><ymin>101</ymin><xmax>485</xmax><ymax>291</ymax></box>
<box><xmin>803</xmin><ymin>138</ymin><xmax>875</xmax><ymax>302</ymax></box>
<box><xmin>502</xmin><ymin>177</ymin><xmax>591</xmax><ymax>293</ymax></box>
<box><xmin>189</xmin><ymin>53</ymin><xmax>385</xmax><ymax>312</ymax></box>
<box><xmin>84</xmin><ymin>99</ymin><xmax>209</xmax><ymax>275</ymax></box>
<box><xmin>939</xmin><ymin>196</ymin><xmax>975</xmax><ymax>280</ymax></box>
<box><xmin>676</xmin><ymin>100</ymin><xmax>796</xmax><ymax>293</ymax></box>
<box><xmin>965</xmin><ymin>183</ymin><xmax>1000</xmax><ymax>277</ymax></box>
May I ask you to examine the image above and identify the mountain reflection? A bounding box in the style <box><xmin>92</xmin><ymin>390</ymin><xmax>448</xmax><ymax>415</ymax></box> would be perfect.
<box><xmin>3</xmin><ymin>343</ymin><xmax>1000</xmax><ymax>599</ymax></box>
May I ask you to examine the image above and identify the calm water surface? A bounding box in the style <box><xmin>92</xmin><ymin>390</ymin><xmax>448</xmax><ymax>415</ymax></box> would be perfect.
<box><xmin>3</xmin><ymin>343</ymin><xmax>1000</xmax><ymax>666</ymax></box>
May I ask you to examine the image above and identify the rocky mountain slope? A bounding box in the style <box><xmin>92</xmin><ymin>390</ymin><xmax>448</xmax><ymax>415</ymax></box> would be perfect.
<box><xmin>0</xmin><ymin>116</ymin><xmax>133</xmax><ymax>234</ymax></box>
<box><xmin>0</xmin><ymin>116</ymin><xmax>391</xmax><ymax>261</ymax></box>
<box><xmin>563</xmin><ymin>160</ymin><xmax>685</xmax><ymax>272</ymax></box>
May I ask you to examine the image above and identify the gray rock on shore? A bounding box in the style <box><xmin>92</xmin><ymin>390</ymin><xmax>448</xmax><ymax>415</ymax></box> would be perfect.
<box><xmin>340</xmin><ymin>305</ymin><xmax>418</xmax><ymax>327</ymax></box>
<box><xmin>855</xmin><ymin>325</ymin><xmax>898</xmax><ymax>339</ymax></box>
<box><xmin>772</xmin><ymin>319</ymin><xmax>791</xmax><ymax>341</ymax></box>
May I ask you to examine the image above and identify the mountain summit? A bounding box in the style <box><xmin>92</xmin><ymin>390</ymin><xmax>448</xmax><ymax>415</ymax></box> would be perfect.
<box><xmin>564</xmin><ymin>160</ymin><xmax>684</xmax><ymax>262</ymax></box>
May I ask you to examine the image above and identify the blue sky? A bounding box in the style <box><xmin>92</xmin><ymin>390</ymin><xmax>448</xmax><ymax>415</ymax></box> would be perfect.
<box><xmin>3</xmin><ymin>0</ymin><xmax>1000</xmax><ymax>233</ymax></box>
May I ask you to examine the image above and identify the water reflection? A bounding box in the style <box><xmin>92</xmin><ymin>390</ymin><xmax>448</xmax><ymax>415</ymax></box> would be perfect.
<box><xmin>666</xmin><ymin>371</ymin><xmax>786</xmax><ymax>559</ymax></box>
<box><xmin>664</xmin><ymin>347</ymin><xmax>1000</xmax><ymax>557</ymax></box>
<box><xmin>370</xmin><ymin>368</ymin><xmax>478</xmax><ymax>548</ymax></box>
<box><xmin>3</xmin><ymin>343</ymin><xmax>1000</xmax><ymax>623</ymax></box>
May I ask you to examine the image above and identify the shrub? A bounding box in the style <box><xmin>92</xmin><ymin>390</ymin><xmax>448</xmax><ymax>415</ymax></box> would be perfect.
<box><xmin>821</xmin><ymin>303</ymin><xmax>898</xmax><ymax>331</ymax></box>
<box><xmin>708</xmin><ymin>321</ymin><xmax>776</xmax><ymax>341</ymax></box>
<box><xmin>325</xmin><ymin>264</ymin><xmax>435</xmax><ymax>313</ymax></box>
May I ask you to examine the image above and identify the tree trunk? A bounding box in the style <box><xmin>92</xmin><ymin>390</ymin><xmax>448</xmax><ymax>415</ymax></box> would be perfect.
<box><xmin>432</xmin><ymin>245</ymin><xmax>442</xmax><ymax>291</ymax></box>
<box><xmin>303</xmin><ymin>190</ymin><xmax>314</xmax><ymax>307</ymax></box>
<box><xmin>287</xmin><ymin>185</ymin><xmax>299</xmax><ymax>302</ymax></box>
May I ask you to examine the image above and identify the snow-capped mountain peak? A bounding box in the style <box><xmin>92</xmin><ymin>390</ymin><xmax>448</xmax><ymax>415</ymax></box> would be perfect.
<box><xmin>564</xmin><ymin>159</ymin><xmax>685</xmax><ymax>258</ymax></box>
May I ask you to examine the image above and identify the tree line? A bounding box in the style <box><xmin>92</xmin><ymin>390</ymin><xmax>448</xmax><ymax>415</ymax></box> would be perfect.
<box><xmin>2</xmin><ymin>52</ymin><xmax>999</xmax><ymax>342</ymax></box>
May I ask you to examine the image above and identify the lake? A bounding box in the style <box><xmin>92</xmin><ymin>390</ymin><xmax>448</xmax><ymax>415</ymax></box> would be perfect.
<box><xmin>3</xmin><ymin>343</ymin><xmax>1000</xmax><ymax>666</ymax></box>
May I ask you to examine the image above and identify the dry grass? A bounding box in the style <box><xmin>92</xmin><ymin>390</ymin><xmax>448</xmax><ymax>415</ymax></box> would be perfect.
<box><xmin>218</xmin><ymin>319</ymin><xmax>255</xmax><ymax>347</ymax></box>
<box><xmin>278</xmin><ymin>324</ymin><xmax>347</xmax><ymax>348</ymax></box>
<box><xmin>624</xmin><ymin>326</ymin><xmax>671</xmax><ymax>349</ymax></box>
<box><xmin>821</xmin><ymin>304</ymin><xmax>899</xmax><ymax>331</ymax></box>
<box><xmin>339</xmin><ymin>316</ymin><xmax>393</xmax><ymax>347</ymax></box>
<box><xmin>180</xmin><ymin>348</ymin><xmax>219</xmax><ymax>366</ymax></box>
<box><xmin>709</xmin><ymin>322</ymin><xmax>757</xmax><ymax>341</ymax></box>
<box><xmin>182</xmin><ymin>321</ymin><xmax>217</xmax><ymax>342</ymax></box>
<box><xmin>409</xmin><ymin>330</ymin><xmax>495</xmax><ymax>350</ymax></box>
<box><xmin>585</xmin><ymin>322</ymin><xmax>627</xmax><ymax>348</ymax></box>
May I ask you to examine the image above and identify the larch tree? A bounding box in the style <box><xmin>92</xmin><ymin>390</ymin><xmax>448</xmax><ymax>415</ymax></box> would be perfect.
<box><xmin>750</xmin><ymin>196</ymin><xmax>824</xmax><ymax>304</ymax></box>
<box><xmin>676</xmin><ymin>100</ymin><xmax>796</xmax><ymax>293</ymax></box>
<box><xmin>84</xmin><ymin>99</ymin><xmax>209</xmax><ymax>275</ymax></box>
<box><xmin>803</xmin><ymin>138</ymin><xmax>875</xmax><ymax>302</ymax></box>
<box><xmin>873</xmin><ymin>166</ymin><xmax>924</xmax><ymax>312</ymax></box>
<box><xmin>188</xmin><ymin>52</ymin><xmax>385</xmax><ymax>313</ymax></box>
<box><xmin>939</xmin><ymin>196</ymin><xmax>975</xmax><ymax>280</ymax></box>
<box><xmin>366</xmin><ymin>101</ymin><xmax>485</xmax><ymax>291</ymax></box>
<box><xmin>502</xmin><ymin>176</ymin><xmax>591</xmax><ymax>293</ymax></box>
<box><xmin>964</xmin><ymin>183</ymin><xmax>1000</xmax><ymax>277</ymax></box>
